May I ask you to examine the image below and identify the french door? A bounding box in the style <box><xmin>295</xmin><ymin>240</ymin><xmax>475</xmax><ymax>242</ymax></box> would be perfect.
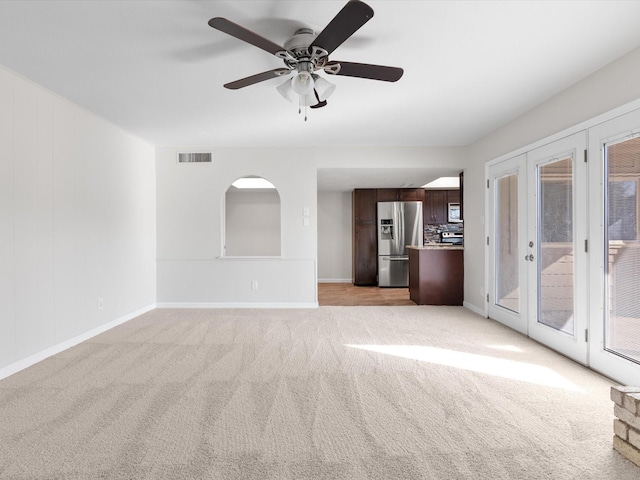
<box><xmin>589</xmin><ymin>108</ymin><xmax>640</xmax><ymax>385</ymax></box>
<box><xmin>526</xmin><ymin>132</ymin><xmax>588</xmax><ymax>364</ymax></box>
<box><xmin>490</xmin><ymin>112</ymin><xmax>640</xmax><ymax>383</ymax></box>
<box><xmin>488</xmin><ymin>155</ymin><xmax>528</xmax><ymax>334</ymax></box>
<box><xmin>488</xmin><ymin>132</ymin><xmax>588</xmax><ymax>364</ymax></box>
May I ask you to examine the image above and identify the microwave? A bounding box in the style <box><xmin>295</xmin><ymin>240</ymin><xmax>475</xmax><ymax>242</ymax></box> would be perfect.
<box><xmin>448</xmin><ymin>202</ymin><xmax>462</xmax><ymax>223</ymax></box>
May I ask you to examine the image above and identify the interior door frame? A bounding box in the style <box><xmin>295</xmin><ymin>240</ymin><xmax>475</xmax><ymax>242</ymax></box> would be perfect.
<box><xmin>526</xmin><ymin>131</ymin><xmax>589</xmax><ymax>365</ymax></box>
<box><xmin>588</xmin><ymin>108</ymin><xmax>640</xmax><ymax>385</ymax></box>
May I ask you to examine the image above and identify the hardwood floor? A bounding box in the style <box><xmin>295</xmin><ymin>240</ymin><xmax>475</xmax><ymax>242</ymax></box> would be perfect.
<box><xmin>318</xmin><ymin>282</ymin><xmax>416</xmax><ymax>306</ymax></box>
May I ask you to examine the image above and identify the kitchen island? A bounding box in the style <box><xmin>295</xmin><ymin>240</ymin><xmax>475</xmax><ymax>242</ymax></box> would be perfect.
<box><xmin>408</xmin><ymin>245</ymin><xmax>463</xmax><ymax>305</ymax></box>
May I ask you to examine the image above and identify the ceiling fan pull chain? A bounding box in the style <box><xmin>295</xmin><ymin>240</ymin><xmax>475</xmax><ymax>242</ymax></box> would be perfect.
<box><xmin>298</xmin><ymin>96</ymin><xmax>308</xmax><ymax>121</ymax></box>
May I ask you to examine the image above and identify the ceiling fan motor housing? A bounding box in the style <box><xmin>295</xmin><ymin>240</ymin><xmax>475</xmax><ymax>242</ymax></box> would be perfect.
<box><xmin>279</xmin><ymin>28</ymin><xmax>330</xmax><ymax>73</ymax></box>
<box><xmin>283</xmin><ymin>28</ymin><xmax>317</xmax><ymax>53</ymax></box>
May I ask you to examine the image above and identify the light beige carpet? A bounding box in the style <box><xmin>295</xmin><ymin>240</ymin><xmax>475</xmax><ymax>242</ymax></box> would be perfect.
<box><xmin>0</xmin><ymin>306</ymin><xmax>636</xmax><ymax>479</ymax></box>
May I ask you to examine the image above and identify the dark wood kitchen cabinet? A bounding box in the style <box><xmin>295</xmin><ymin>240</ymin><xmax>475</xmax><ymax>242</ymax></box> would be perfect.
<box><xmin>424</xmin><ymin>190</ymin><xmax>447</xmax><ymax>224</ymax></box>
<box><xmin>377</xmin><ymin>188</ymin><xmax>424</xmax><ymax>202</ymax></box>
<box><xmin>459</xmin><ymin>171</ymin><xmax>464</xmax><ymax>221</ymax></box>
<box><xmin>353</xmin><ymin>188</ymin><xmax>377</xmax><ymax>223</ymax></box>
<box><xmin>447</xmin><ymin>189</ymin><xmax>460</xmax><ymax>205</ymax></box>
<box><xmin>376</xmin><ymin>188</ymin><xmax>399</xmax><ymax>202</ymax></box>
<box><xmin>352</xmin><ymin>189</ymin><xmax>378</xmax><ymax>285</ymax></box>
<box><xmin>424</xmin><ymin>189</ymin><xmax>461</xmax><ymax>224</ymax></box>
<box><xmin>400</xmin><ymin>189</ymin><xmax>424</xmax><ymax>201</ymax></box>
<box><xmin>353</xmin><ymin>224</ymin><xmax>377</xmax><ymax>285</ymax></box>
<box><xmin>408</xmin><ymin>247</ymin><xmax>464</xmax><ymax>305</ymax></box>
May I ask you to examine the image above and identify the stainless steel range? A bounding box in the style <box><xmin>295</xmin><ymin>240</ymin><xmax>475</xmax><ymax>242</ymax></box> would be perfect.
<box><xmin>440</xmin><ymin>231</ymin><xmax>463</xmax><ymax>245</ymax></box>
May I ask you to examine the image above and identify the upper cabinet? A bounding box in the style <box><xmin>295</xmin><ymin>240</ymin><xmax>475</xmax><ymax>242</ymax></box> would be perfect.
<box><xmin>447</xmin><ymin>189</ymin><xmax>460</xmax><ymax>204</ymax></box>
<box><xmin>400</xmin><ymin>189</ymin><xmax>424</xmax><ymax>201</ymax></box>
<box><xmin>353</xmin><ymin>189</ymin><xmax>377</xmax><ymax>223</ymax></box>
<box><xmin>377</xmin><ymin>188</ymin><xmax>424</xmax><ymax>202</ymax></box>
<box><xmin>424</xmin><ymin>190</ymin><xmax>447</xmax><ymax>224</ymax></box>
<box><xmin>424</xmin><ymin>189</ymin><xmax>461</xmax><ymax>224</ymax></box>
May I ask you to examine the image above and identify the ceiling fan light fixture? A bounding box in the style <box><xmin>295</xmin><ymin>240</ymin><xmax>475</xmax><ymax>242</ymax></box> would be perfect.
<box><xmin>291</xmin><ymin>70</ymin><xmax>315</xmax><ymax>96</ymax></box>
<box><xmin>299</xmin><ymin>93</ymin><xmax>318</xmax><ymax>107</ymax></box>
<box><xmin>276</xmin><ymin>78</ymin><xmax>296</xmax><ymax>103</ymax></box>
<box><xmin>312</xmin><ymin>75</ymin><xmax>336</xmax><ymax>102</ymax></box>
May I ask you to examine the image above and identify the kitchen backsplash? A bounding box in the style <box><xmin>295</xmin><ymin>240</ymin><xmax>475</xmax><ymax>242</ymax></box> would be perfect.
<box><xmin>424</xmin><ymin>223</ymin><xmax>464</xmax><ymax>244</ymax></box>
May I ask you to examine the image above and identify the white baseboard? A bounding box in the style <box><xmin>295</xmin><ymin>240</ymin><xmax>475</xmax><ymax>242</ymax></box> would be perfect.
<box><xmin>156</xmin><ymin>302</ymin><xmax>319</xmax><ymax>309</ymax></box>
<box><xmin>318</xmin><ymin>278</ymin><xmax>352</xmax><ymax>283</ymax></box>
<box><xmin>464</xmin><ymin>300</ymin><xmax>487</xmax><ymax>318</ymax></box>
<box><xmin>0</xmin><ymin>303</ymin><xmax>156</xmax><ymax>381</ymax></box>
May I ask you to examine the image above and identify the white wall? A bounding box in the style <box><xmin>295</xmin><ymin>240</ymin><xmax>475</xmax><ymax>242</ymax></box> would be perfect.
<box><xmin>156</xmin><ymin>147</ymin><xmax>317</xmax><ymax>306</ymax></box>
<box><xmin>318</xmin><ymin>191</ymin><xmax>352</xmax><ymax>282</ymax></box>
<box><xmin>464</xmin><ymin>46</ymin><xmax>640</xmax><ymax>314</ymax></box>
<box><xmin>0</xmin><ymin>65</ymin><xmax>156</xmax><ymax>373</ymax></box>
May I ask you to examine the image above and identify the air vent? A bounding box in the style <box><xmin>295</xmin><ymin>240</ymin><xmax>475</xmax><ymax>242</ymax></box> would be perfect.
<box><xmin>177</xmin><ymin>152</ymin><xmax>212</xmax><ymax>163</ymax></box>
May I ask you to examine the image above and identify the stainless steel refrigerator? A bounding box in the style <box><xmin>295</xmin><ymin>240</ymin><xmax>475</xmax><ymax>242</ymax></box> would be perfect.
<box><xmin>377</xmin><ymin>201</ymin><xmax>423</xmax><ymax>287</ymax></box>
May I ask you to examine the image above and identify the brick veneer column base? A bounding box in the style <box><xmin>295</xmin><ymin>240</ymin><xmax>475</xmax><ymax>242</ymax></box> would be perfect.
<box><xmin>612</xmin><ymin>386</ymin><xmax>640</xmax><ymax>467</ymax></box>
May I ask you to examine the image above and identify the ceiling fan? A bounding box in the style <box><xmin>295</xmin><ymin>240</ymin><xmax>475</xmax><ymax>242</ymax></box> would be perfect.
<box><xmin>208</xmin><ymin>0</ymin><xmax>404</xmax><ymax>118</ymax></box>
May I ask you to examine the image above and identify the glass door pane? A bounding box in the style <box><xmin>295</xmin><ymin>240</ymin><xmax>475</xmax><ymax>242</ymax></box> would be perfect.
<box><xmin>528</xmin><ymin>131</ymin><xmax>587</xmax><ymax>364</ymax></box>
<box><xmin>488</xmin><ymin>154</ymin><xmax>527</xmax><ymax>334</ymax></box>
<box><xmin>495</xmin><ymin>174</ymin><xmax>520</xmax><ymax>313</ymax></box>
<box><xmin>605</xmin><ymin>136</ymin><xmax>640</xmax><ymax>364</ymax></box>
<box><xmin>537</xmin><ymin>158</ymin><xmax>575</xmax><ymax>336</ymax></box>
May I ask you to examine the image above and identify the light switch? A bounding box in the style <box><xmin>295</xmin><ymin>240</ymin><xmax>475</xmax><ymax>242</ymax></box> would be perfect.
<box><xmin>303</xmin><ymin>207</ymin><xmax>310</xmax><ymax>216</ymax></box>
<box><xmin>303</xmin><ymin>217</ymin><xmax>310</xmax><ymax>226</ymax></box>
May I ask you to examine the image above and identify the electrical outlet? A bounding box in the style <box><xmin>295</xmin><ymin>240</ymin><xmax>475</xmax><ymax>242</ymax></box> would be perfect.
<box><xmin>97</xmin><ymin>298</ymin><xmax>104</xmax><ymax>310</ymax></box>
<box><xmin>251</xmin><ymin>280</ymin><xmax>258</xmax><ymax>290</ymax></box>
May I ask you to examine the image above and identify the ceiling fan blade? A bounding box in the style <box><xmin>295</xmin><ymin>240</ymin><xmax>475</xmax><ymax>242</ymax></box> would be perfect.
<box><xmin>224</xmin><ymin>68</ymin><xmax>291</xmax><ymax>90</ymax></box>
<box><xmin>209</xmin><ymin>17</ymin><xmax>285</xmax><ymax>56</ymax></box>
<box><xmin>310</xmin><ymin>0</ymin><xmax>374</xmax><ymax>55</ymax></box>
<box><xmin>326</xmin><ymin>61</ymin><xmax>404</xmax><ymax>82</ymax></box>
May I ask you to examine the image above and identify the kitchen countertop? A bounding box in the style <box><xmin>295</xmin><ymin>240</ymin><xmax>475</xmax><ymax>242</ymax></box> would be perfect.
<box><xmin>410</xmin><ymin>244</ymin><xmax>464</xmax><ymax>250</ymax></box>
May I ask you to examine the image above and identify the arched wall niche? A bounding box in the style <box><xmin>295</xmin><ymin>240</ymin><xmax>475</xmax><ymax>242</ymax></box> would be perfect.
<box><xmin>224</xmin><ymin>176</ymin><xmax>281</xmax><ymax>256</ymax></box>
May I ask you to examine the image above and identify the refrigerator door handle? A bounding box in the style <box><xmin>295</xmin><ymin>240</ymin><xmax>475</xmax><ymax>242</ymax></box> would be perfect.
<box><xmin>398</xmin><ymin>204</ymin><xmax>404</xmax><ymax>253</ymax></box>
<box><xmin>388</xmin><ymin>256</ymin><xmax>409</xmax><ymax>261</ymax></box>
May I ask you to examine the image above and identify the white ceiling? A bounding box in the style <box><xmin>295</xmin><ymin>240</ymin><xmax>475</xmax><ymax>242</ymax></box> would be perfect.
<box><xmin>1</xmin><ymin>1</ymin><xmax>640</xmax><ymax>190</ymax></box>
